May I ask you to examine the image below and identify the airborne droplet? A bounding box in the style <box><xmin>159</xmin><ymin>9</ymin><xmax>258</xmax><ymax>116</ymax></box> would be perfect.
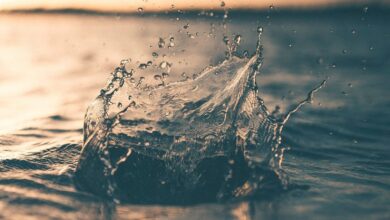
<box><xmin>159</xmin><ymin>61</ymin><xmax>168</xmax><ymax>69</ymax></box>
<box><xmin>120</xmin><ymin>59</ymin><xmax>130</xmax><ymax>67</ymax></box>
<box><xmin>168</xmin><ymin>37</ymin><xmax>175</xmax><ymax>48</ymax></box>
<box><xmin>234</xmin><ymin>35</ymin><xmax>242</xmax><ymax>45</ymax></box>
<box><xmin>138</xmin><ymin>63</ymin><xmax>147</xmax><ymax>69</ymax></box>
<box><xmin>158</xmin><ymin>38</ymin><xmax>165</xmax><ymax>48</ymax></box>
<box><xmin>223</xmin><ymin>36</ymin><xmax>230</xmax><ymax>45</ymax></box>
<box><xmin>162</xmin><ymin>72</ymin><xmax>169</xmax><ymax>78</ymax></box>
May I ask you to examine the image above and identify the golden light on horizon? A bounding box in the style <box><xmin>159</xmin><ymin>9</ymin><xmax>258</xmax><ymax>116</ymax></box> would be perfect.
<box><xmin>0</xmin><ymin>0</ymin><xmax>379</xmax><ymax>12</ymax></box>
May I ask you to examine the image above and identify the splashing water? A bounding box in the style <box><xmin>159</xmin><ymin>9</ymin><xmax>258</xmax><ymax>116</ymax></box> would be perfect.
<box><xmin>74</xmin><ymin>28</ymin><xmax>325</xmax><ymax>204</ymax></box>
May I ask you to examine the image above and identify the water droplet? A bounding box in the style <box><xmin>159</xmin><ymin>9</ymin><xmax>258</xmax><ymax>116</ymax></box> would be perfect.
<box><xmin>363</xmin><ymin>6</ymin><xmax>368</xmax><ymax>13</ymax></box>
<box><xmin>342</xmin><ymin>49</ymin><xmax>347</xmax><ymax>54</ymax></box>
<box><xmin>348</xmin><ymin>83</ymin><xmax>353</xmax><ymax>88</ymax></box>
<box><xmin>120</xmin><ymin>59</ymin><xmax>130</xmax><ymax>67</ymax></box>
<box><xmin>257</xmin><ymin>26</ymin><xmax>263</xmax><ymax>33</ymax></box>
<box><xmin>128</xmin><ymin>95</ymin><xmax>132</xmax><ymax>100</ymax></box>
<box><xmin>353</xmin><ymin>139</ymin><xmax>358</xmax><ymax>144</ymax></box>
<box><xmin>351</xmin><ymin>29</ymin><xmax>357</xmax><ymax>35</ymax></box>
<box><xmin>136</xmin><ymin>77</ymin><xmax>144</xmax><ymax>87</ymax></box>
<box><xmin>159</xmin><ymin>61</ymin><xmax>168</xmax><ymax>69</ymax></box>
<box><xmin>154</xmin><ymin>75</ymin><xmax>162</xmax><ymax>80</ymax></box>
<box><xmin>147</xmin><ymin>61</ymin><xmax>152</xmax><ymax>66</ymax></box>
<box><xmin>183</xmin><ymin>24</ymin><xmax>189</xmax><ymax>29</ymax></box>
<box><xmin>162</xmin><ymin>72</ymin><xmax>169</xmax><ymax>78</ymax></box>
<box><xmin>152</xmin><ymin>52</ymin><xmax>159</xmax><ymax>58</ymax></box>
<box><xmin>288</xmin><ymin>43</ymin><xmax>293</xmax><ymax>48</ymax></box>
<box><xmin>234</xmin><ymin>35</ymin><xmax>242</xmax><ymax>44</ymax></box>
<box><xmin>114</xmin><ymin>71</ymin><xmax>123</xmax><ymax>78</ymax></box>
<box><xmin>138</xmin><ymin>63</ymin><xmax>147</xmax><ymax>69</ymax></box>
<box><xmin>243</xmin><ymin>50</ymin><xmax>249</xmax><ymax>57</ymax></box>
<box><xmin>369</xmin><ymin>46</ymin><xmax>374</xmax><ymax>51</ymax></box>
<box><xmin>220</xmin><ymin>1</ymin><xmax>226</xmax><ymax>7</ymax></box>
<box><xmin>117</xmin><ymin>102</ymin><xmax>123</xmax><ymax>108</ymax></box>
<box><xmin>137</xmin><ymin>7</ymin><xmax>144</xmax><ymax>13</ymax></box>
<box><xmin>223</xmin><ymin>36</ymin><xmax>230</xmax><ymax>45</ymax></box>
<box><xmin>158</xmin><ymin>38</ymin><xmax>165</xmax><ymax>48</ymax></box>
<box><xmin>269</xmin><ymin>5</ymin><xmax>275</xmax><ymax>10</ymax></box>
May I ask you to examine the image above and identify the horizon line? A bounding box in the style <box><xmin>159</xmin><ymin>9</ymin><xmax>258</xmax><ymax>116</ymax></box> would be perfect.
<box><xmin>1</xmin><ymin>2</ymin><xmax>389</xmax><ymax>16</ymax></box>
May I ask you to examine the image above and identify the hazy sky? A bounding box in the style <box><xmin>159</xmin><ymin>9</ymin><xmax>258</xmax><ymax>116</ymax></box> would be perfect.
<box><xmin>0</xmin><ymin>0</ymin><xmax>384</xmax><ymax>12</ymax></box>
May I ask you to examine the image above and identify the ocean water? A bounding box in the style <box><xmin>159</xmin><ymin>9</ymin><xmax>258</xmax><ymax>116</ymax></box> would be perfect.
<box><xmin>0</xmin><ymin>7</ymin><xmax>389</xmax><ymax>219</ymax></box>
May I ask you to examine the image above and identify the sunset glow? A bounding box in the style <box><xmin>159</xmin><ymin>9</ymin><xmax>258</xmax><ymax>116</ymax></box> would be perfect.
<box><xmin>0</xmin><ymin>0</ymin><xmax>383</xmax><ymax>12</ymax></box>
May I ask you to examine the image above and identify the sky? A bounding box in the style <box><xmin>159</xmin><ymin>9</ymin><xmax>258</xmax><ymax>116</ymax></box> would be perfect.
<box><xmin>0</xmin><ymin>0</ymin><xmax>385</xmax><ymax>12</ymax></box>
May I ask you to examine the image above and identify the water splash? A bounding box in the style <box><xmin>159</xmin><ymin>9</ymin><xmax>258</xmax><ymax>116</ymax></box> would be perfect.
<box><xmin>75</xmin><ymin>28</ymin><xmax>325</xmax><ymax>204</ymax></box>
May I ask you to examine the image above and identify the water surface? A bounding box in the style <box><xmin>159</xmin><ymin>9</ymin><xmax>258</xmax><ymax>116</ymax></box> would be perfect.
<box><xmin>0</xmin><ymin>8</ymin><xmax>389</xmax><ymax>219</ymax></box>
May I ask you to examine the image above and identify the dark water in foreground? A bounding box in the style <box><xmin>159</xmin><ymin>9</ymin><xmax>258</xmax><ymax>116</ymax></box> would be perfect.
<box><xmin>0</xmin><ymin>8</ymin><xmax>389</xmax><ymax>219</ymax></box>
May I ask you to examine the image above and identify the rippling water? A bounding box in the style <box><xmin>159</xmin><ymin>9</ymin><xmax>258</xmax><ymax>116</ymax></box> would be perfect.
<box><xmin>0</xmin><ymin>7</ymin><xmax>389</xmax><ymax>219</ymax></box>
